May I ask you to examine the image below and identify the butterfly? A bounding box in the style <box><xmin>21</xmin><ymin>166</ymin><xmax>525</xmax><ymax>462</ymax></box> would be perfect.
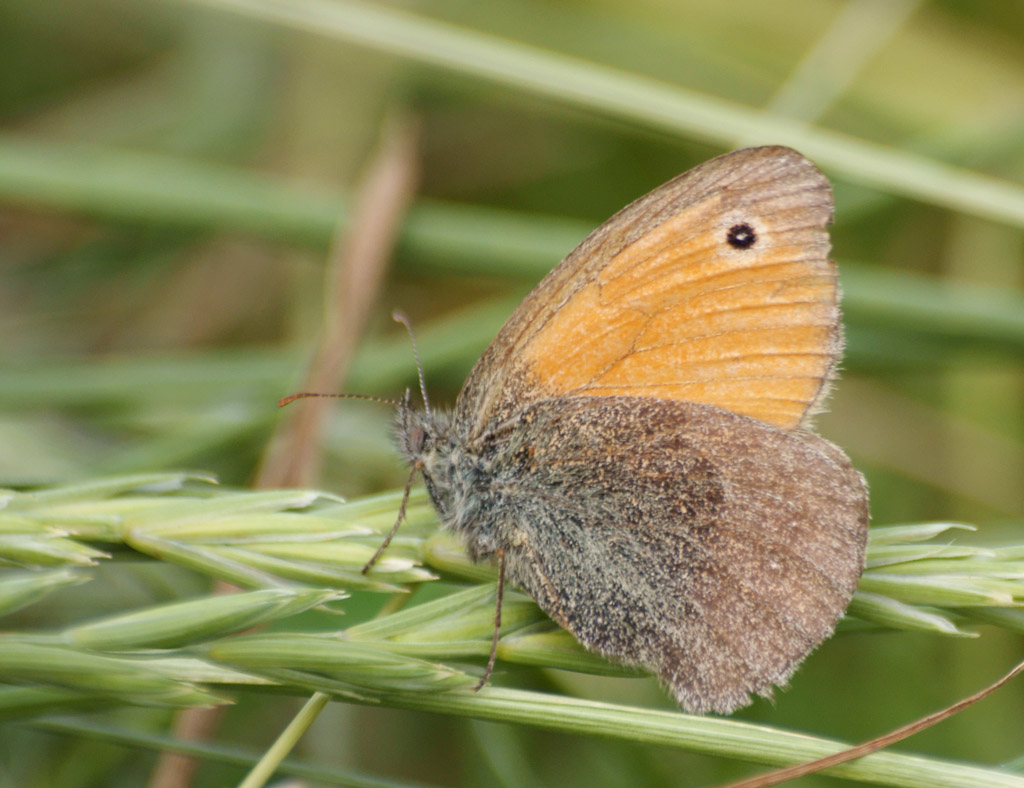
<box><xmin>386</xmin><ymin>145</ymin><xmax>868</xmax><ymax>714</ymax></box>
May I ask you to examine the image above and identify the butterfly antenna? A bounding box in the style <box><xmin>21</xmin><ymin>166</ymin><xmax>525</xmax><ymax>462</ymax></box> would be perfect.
<box><xmin>392</xmin><ymin>310</ymin><xmax>431</xmax><ymax>419</ymax></box>
<box><xmin>277</xmin><ymin>392</ymin><xmax>401</xmax><ymax>408</ymax></box>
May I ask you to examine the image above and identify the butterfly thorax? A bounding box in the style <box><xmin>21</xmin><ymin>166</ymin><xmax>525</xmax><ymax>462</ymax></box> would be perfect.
<box><xmin>397</xmin><ymin>405</ymin><xmax>511</xmax><ymax>560</ymax></box>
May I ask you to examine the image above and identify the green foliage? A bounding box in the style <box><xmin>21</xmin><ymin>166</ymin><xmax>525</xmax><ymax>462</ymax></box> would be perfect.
<box><xmin>1</xmin><ymin>475</ymin><xmax>1023</xmax><ymax>785</ymax></box>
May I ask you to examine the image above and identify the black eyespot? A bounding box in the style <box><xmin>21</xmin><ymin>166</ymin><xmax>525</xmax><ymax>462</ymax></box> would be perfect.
<box><xmin>726</xmin><ymin>223</ymin><xmax>757</xmax><ymax>249</ymax></box>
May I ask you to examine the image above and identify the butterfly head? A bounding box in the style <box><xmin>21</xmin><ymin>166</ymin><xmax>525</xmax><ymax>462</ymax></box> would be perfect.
<box><xmin>394</xmin><ymin>388</ymin><xmax>458</xmax><ymax>514</ymax></box>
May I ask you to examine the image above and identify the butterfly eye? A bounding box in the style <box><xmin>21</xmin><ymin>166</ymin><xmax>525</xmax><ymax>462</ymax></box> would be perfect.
<box><xmin>725</xmin><ymin>222</ymin><xmax>757</xmax><ymax>249</ymax></box>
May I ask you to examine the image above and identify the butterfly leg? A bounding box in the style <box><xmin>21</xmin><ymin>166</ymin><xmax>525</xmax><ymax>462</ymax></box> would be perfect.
<box><xmin>363</xmin><ymin>462</ymin><xmax>420</xmax><ymax>574</ymax></box>
<box><xmin>474</xmin><ymin>547</ymin><xmax>507</xmax><ymax>691</ymax></box>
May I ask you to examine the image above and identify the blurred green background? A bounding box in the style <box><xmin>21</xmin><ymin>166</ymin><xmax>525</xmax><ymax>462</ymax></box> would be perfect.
<box><xmin>1</xmin><ymin>0</ymin><xmax>1022</xmax><ymax>786</ymax></box>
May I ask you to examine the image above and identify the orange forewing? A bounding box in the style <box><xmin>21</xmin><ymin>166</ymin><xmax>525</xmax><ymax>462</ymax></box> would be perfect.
<box><xmin>458</xmin><ymin>146</ymin><xmax>838</xmax><ymax>435</ymax></box>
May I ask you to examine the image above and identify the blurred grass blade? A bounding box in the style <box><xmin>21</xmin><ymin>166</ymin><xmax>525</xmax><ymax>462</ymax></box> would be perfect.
<box><xmin>0</xmin><ymin>534</ymin><xmax>108</xmax><ymax>568</ymax></box>
<box><xmin>345</xmin><ymin>584</ymin><xmax>499</xmax><ymax>640</ymax></box>
<box><xmin>178</xmin><ymin>0</ymin><xmax>1024</xmax><ymax>226</ymax></box>
<box><xmin>0</xmin><ymin>570</ymin><xmax>88</xmax><ymax>618</ymax></box>
<box><xmin>1</xmin><ymin>136</ymin><xmax>1022</xmax><ymax>363</ymax></box>
<box><xmin>0</xmin><ymin>687</ymin><xmax>101</xmax><ymax>721</ymax></box>
<box><xmin>126</xmin><ymin>530</ymin><xmax>290</xmax><ymax>589</ymax></box>
<box><xmin>7</xmin><ymin>473</ymin><xmax>216</xmax><ymax>503</ymax></box>
<box><xmin>60</xmin><ymin>588</ymin><xmax>343</xmax><ymax>650</ymax></box>
<box><xmin>858</xmin><ymin>574</ymin><xmax>1016</xmax><ymax>607</ymax></box>
<box><xmin>29</xmin><ymin>717</ymin><xmax>441</xmax><ymax>788</ymax></box>
<box><xmin>0</xmin><ymin>641</ymin><xmax>224</xmax><ymax>707</ymax></box>
<box><xmin>202</xmin><ymin>634</ymin><xmax>476</xmax><ymax>693</ymax></box>
<box><xmin>498</xmin><ymin>629</ymin><xmax>638</xmax><ymax>676</ymax></box>
<box><xmin>847</xmin><ymin>592</ymin><xmax>972</xmax><ymax>636</ymax></box>
<box><xmin>322</xmin><ymin>684</ymin><xmax>1024</xmax><ymax>788</ymax></box>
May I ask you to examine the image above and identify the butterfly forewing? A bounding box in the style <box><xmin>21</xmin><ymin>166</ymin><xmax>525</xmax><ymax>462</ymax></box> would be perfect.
<box><xmin>457</xmin><ymin>146</ymin><xmax>838</xmax><ymax>436</ymax></box>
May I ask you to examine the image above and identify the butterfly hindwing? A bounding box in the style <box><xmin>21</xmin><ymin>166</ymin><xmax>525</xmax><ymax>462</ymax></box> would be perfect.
<box><xmin>483</xmin><ymin>396</ymin><xmax>867</xmax><ymax>713</ymax></box>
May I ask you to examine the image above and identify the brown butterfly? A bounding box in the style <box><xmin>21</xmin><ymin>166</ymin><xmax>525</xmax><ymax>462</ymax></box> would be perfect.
<box><xmin>387</xmin><ymin>145</ymin><xmax>868</xmax><ymax>714</ymax></box>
